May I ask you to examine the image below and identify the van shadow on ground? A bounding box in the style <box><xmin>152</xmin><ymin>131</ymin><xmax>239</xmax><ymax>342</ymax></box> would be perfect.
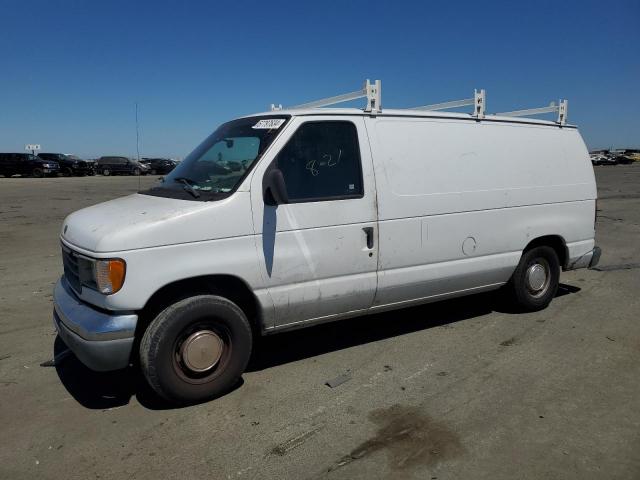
<box><xmin>247</xmin><ymin>283</ymin><xmax>580</xmax><ymax>371</ymax></box>
<box><xmin>52</xmin><ymin>283</ymin><xmax>580</xmax><ymax>410</ymax></box>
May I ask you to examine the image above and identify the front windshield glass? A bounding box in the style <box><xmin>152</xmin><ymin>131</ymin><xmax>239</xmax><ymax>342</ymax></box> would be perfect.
<box><xmin>141</xmin><ymin>115</ymin><xmax>290</xmax><ymax>201</ymax></box>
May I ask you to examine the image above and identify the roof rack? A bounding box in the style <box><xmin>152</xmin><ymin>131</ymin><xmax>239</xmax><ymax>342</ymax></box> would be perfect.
<box><xmin>271</xmin><ymin>79</ymin><xmax>381</xmax><ymax>113</ymax></box>
<box><xmin>270</xmin><ymin>79</ymin><xmax>568</xmax><ymax>125</ymax></box>
<box><xmin>495</xmin><ymin>100</ymin><xmax>568</xmax><ymax>125</ymax></box>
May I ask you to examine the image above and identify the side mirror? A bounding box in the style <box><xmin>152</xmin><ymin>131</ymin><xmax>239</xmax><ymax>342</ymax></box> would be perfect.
<box><xmin>263</xmin><ymin>167</ymin><xmax>289</xmax><ymax>206</ymax></box>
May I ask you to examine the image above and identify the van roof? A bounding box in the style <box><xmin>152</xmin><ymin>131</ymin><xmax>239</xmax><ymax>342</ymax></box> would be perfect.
<box><xmin>242</xmin><ymin>108</ymin><xmax>576</xmax><ymax>128</ymax></box>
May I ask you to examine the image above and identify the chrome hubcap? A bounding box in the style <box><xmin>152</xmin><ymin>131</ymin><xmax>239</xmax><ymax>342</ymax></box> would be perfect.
<box><xmin>525</xmin><ymin>261</ymin><xmax>549</xmax><ymax>296</ymax></box>
<box><xmin>180</xmin><ymin>330</ymin><xmax>224</xmax><ymax>373</ymax></box>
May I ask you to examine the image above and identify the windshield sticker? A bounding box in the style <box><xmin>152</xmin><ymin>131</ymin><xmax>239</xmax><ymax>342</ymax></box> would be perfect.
<box><xmin>252</xmin><ymin>119</ymin><xmax>286</xmax><ymax>130</ymax></box>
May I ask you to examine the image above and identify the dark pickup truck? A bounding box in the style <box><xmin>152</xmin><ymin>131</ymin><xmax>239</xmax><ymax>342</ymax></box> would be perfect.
<box><xmin>0</xmin><ymin>153</ymin><xmax>60</xmax><ymax>177</ymax></box>
<box><xmin>38</xmin><ymin>153</ymin><xmax>95</xmax><ymax>176</ymax></box>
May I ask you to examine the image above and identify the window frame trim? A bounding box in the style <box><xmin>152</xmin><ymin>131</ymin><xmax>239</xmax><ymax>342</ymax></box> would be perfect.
<box><xmin>274</xmin><ymin>119</ymin><xmax>365</xmax><ymax>204</ymax></box>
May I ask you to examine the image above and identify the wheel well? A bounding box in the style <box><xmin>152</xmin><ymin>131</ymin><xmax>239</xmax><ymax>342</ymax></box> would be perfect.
<box><xmin>136</xmin><ymin>275</ymin><xmax>263</xmax><ymax>339</ymax></box>
<box><xmin>524</xmin><ymin>235</ymin><xmax>568</xmax><ymax>268</ymax></box>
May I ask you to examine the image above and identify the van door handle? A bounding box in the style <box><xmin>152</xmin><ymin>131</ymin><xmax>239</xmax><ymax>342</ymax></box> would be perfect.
<box><xmin>363</xmin><ymin>227</ymin><xmax>374</xmax><ymax>249</ymax></box>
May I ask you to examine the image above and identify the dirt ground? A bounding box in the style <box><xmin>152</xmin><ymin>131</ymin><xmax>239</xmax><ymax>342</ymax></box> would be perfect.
<box><xmin>1</xmin><ymin>167</ymin><xmax>639</xmax><ymax>479</ymax></box>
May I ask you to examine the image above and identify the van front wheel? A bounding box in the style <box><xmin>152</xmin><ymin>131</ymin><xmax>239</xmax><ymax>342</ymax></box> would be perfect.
<box><xmin>505</xmin><ymin>246</ymin><xmax>560</xmax><ymax>312</ymax></box>
<box><xmin>139</xmin><ymin>295</ymin><xmax>253</xmax><ymax>404</ymax></box>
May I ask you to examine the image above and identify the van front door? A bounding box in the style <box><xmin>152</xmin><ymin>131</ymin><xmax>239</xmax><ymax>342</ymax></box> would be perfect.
<box><xmin>250</xmin><ymin>117</ymin><xmax>378</xmax><ymax>330</ymax></box>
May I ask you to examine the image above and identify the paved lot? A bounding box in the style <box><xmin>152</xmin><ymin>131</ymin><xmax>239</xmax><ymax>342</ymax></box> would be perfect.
<box><xmin>1</xmin><ymin>167</ymin><xmax>639</xmax><ymax>479</ymax></box>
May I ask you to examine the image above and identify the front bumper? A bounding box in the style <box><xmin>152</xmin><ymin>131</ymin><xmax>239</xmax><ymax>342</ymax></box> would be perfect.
<box><xmin>52</xmin><ymin>277</ymin><xmax>137</xmax><ymax>371</ymax></box>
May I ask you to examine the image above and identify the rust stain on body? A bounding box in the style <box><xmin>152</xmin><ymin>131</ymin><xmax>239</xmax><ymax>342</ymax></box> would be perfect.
<box><xmin>327</xmin><ymin>404</ymin><xmax>463</xmax><ymax>474</ymax></box>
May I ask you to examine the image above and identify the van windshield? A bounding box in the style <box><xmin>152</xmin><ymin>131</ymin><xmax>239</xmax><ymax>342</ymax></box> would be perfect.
<box><xmin>141</xmin><ymin>115</ymin><xmax>290</xmax><ymax>201</ymax></box>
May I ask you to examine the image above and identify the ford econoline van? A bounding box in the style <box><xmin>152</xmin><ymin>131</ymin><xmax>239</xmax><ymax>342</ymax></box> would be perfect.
<box><xmin>53</xmin><ymin>83</ymin><xmax>600</xmax><ymax>403</ymax></box>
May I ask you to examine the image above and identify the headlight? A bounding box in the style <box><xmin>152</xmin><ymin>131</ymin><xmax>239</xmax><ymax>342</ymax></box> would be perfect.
<box><xmin>76</xmin><ymin>256</ymin><xmax>126</xmax><ymax>294</ymax></box>
<box><xmin>93</xmin><ymin>259</ymin><xmax>126</xmax><ymax>294</ymax></box>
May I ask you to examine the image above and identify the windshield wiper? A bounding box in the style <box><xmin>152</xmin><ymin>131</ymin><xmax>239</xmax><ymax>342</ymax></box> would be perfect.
<box><xmin>174</xmin><ymin>177</ymin><xmax>200</xmax><ymax>198</ymax></box>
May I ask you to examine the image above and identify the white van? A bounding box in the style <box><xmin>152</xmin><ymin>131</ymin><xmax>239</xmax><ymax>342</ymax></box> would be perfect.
<box><xmin>53</xmin><ymin>82</ymin><xmax>600</xmax><ymax>403</ymax></box>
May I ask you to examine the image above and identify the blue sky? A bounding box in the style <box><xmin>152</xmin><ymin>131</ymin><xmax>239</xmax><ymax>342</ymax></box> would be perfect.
<box><xmin>0</xmin><ymin>0</ymin><xmax>638</xmax><ymax>158</ymax></box>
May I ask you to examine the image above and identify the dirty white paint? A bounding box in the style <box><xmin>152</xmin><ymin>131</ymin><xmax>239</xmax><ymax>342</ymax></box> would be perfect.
<box><xmin>59</xmin><ymin>108</ymin><xmax>596</xmax><ymax>333</ymax></box>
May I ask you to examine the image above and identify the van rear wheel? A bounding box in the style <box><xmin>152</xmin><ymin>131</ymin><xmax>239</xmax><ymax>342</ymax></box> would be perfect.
<box><xmin>505</xmin><ymin>246</ymin><xmax>560</xmax><ymax>312</ymax></box>
<box><xmin>139</xmin><ymin>295</ymin><xmax>253</xmax><ymax>404</ymax></box>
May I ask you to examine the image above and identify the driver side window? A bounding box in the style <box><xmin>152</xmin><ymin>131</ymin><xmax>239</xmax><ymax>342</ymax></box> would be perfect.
<box><xmin>274</xmin><ymin>121</ymin><xmax>363</xmax><ymax>202</ymax></box>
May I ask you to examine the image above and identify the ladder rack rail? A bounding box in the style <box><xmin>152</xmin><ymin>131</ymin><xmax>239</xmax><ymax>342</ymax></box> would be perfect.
<box><xmin>411</xmin><ymin>89</ymin><xmax>485</xmax><ymax>118</ymax></box>
<box><xmin>272</xmin><ymin>79</ymin><xmax>381</xmax><ymax>112</ymax></box>
<box><xmin>411</xmin><ymin>97</ymin><xmax>475</xmax><ymax>111</ymax></box>
<box><xmin>496</xmin><ymin>100</ymin><xmax>568</xmax><ymax>125</ymax></box>
<box><xmin>289</xmin><ymin>88</ymin><xmax>367</xmax><ymax>109</ymax></box>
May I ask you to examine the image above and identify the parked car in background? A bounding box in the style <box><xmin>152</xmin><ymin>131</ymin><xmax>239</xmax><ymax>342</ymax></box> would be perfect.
<box><xmin>39</xmin><ymin>153</ymin><xmax>94</xmax><ymax>176</ymax></box>
<box><xmin>96</xmin><ymin>156</ymin><xmax>149</xmax><ymax>176</ymax></box>
<box><xmin>614</xmin><ymin>155</ymin><xmax>633</xmax><ymax>165</ymax></box>
<box><xmin>0</xmin><ymin>153</ymin><xmax>60</xmax><ymax>177</ymax></box>
<box><xmin>67</xmin><ymin>154</ymin><xmax>95</xmax><ymax>175</ymax></box>
<box><xmin>589</xmin><ymin>149</ymin><xmax>639</xmax><ymax>166</ymax></box>
<box><xmin>85</xmin><ymin>158</ymin><xmax>98</xmax><ymax>173</ymax></box>
<box><xmin>590</xmin><ymin>154</ymin><xmax>610</xmax><ymax>166</ymax></box>
<box><xmin>591</xmin><ymin>154</ymin><xmax>622</xmax><ymax>166</ymax></box>
<box><xmin>140</xmin><ymin>158</ymin><xmax>177</xmax><ymax>175</ymax></box>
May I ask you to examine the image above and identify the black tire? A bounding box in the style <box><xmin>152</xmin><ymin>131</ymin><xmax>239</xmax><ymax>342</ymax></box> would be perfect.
<box><xmin>32</xmin><ymin>168</ymin><xmax>44</xmax><ymax>178</ymax></box>
<box><xmin>132</xmin><ymin>168</ymin><xmax>140</xmax><ymax>176</ymax></box>
<box><xmin>505</xmin><ymin>246</ymin><xmax>560</xmax><ymax>312</ymax></box>
<box><xmin>102</xmin><ymin>168</ymin><xmax>111</xmax><ymax>176</ymax></box>
<box><xmin>150</xmin><ymin>169</ymin><xmax>157</xmax><ymax>175</ymax></box>
<box><xmin>139</xmin><ymin>295</ymin><xmax>253</xmax><ymax>404</ymax></box>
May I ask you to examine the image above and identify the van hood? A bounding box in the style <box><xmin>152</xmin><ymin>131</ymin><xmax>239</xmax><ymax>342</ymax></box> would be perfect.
<box><xmin>61</xmin><ymin>192</ymin><xmax>253</xmax><ymax>253</ymax></box>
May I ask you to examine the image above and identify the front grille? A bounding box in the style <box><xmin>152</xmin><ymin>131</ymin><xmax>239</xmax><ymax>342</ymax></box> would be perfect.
<box><xmin>62</xmin><ymin>246</ymin><xmax>82</xmax><ymax>293</ymax></box>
